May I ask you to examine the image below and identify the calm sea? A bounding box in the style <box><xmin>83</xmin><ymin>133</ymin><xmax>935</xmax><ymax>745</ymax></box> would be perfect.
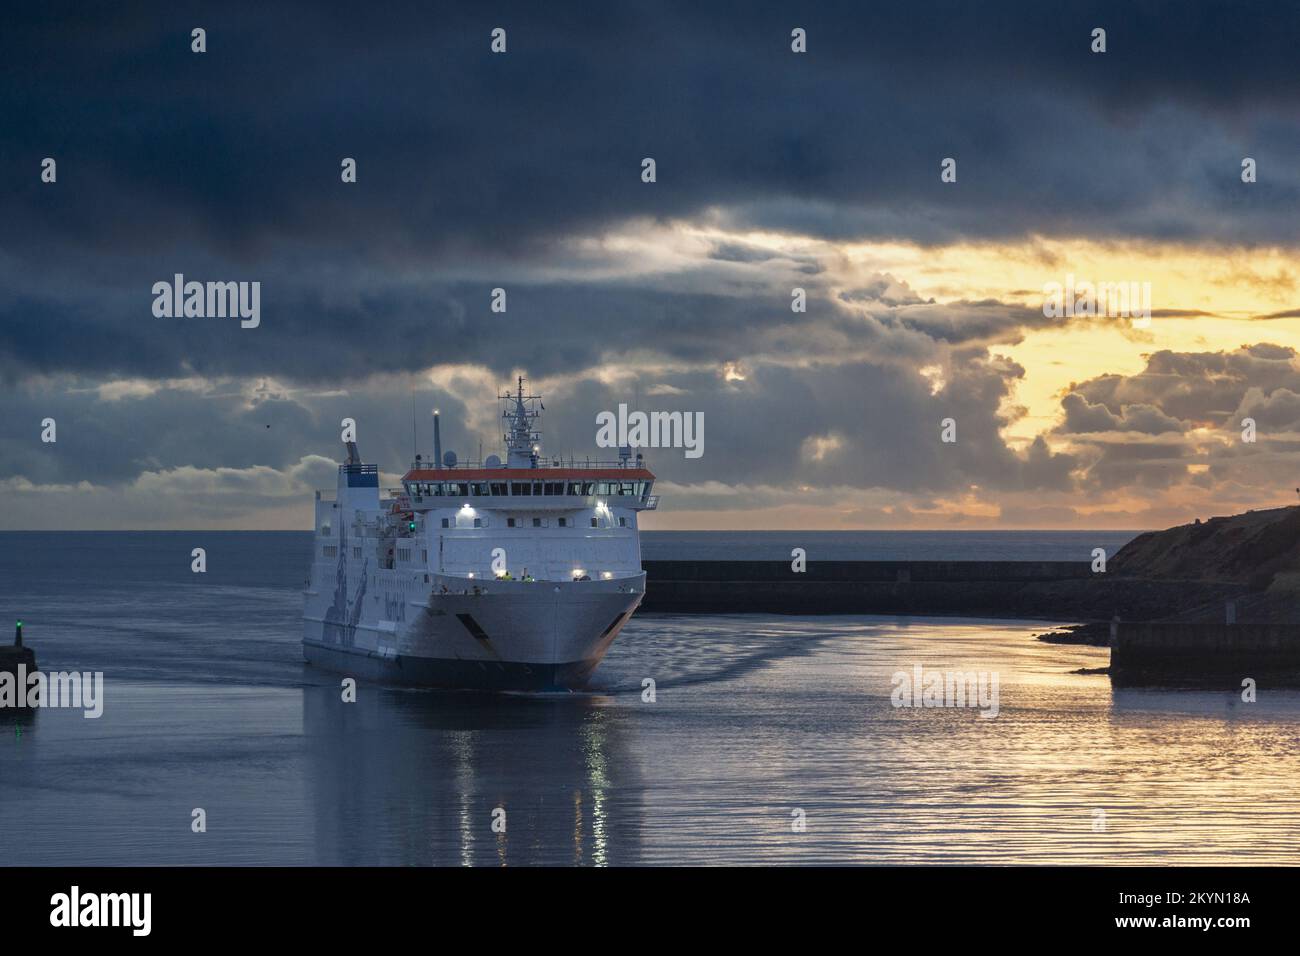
<box><xmin>3</xmin><ymin>530</ymin><xmax>1299</xmax><ymax>865</ymax></box>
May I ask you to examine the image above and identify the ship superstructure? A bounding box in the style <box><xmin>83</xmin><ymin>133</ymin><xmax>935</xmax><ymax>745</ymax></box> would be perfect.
<box><xmin>302</xmin><ymin>379</ymin><xmax>659</xmax><ymax>690</ymax></box>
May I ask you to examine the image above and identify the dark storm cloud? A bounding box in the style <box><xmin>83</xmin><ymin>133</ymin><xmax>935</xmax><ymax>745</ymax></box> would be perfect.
<box><xmin>0</xmin><ymin>266</ymin><xmax>898</xmax><ymax>383</ymax></box>
<box><xmin>1</xmin><ymin>341</ymin><xmax>1075</xmax><ymax>501</ymax></box>
<box><xmin>1079</xmin><ymin>439</ymin><xmax>1192</xmax><ymax>492</ymax></box>
<box><xmin>537</xmin><ymin>350</ymin><xmax>1076</xmax><ymax>495</ymax></box>
<box><xmin>1064</xmin><ymin>344</ymin><xmax>1300</xmax><ymax>425</ymax></box>
<box><xmin>4</xmin><ymin>1</ymin><xmax>1300</xmax><ymax>523</ymax></box>
<box><xmin>1059</xmin><ymin>393</ymin><xmax>1185</xmax><ymax>435</ymax></box>
<box><xmin>883</xmin><ymin>299</ymin><xmax>1062</xmax><ymax>346</ymax></box>
<box><xmin>1234</xmin><ymin>387</ymin><xmax>1300</xmax><ymax>430</ymax></box>
<box><xmin>3</xmin><ymin>1</ymin><xmax>1300</xmax><ymax>385</ymax></box>
<box><xmin>0</xmin><ymin>372</ymin><xmax>496</xmax><ymax>489</ymax></box>
<box><xmin>1057</xmin><ymin>344</ymin><xmax>1300</xmax><ymax>492</ymax></box>
<box><xmin>3</xmin><ymin>0</ymin><xmax>1266</xmax><ymax>255</ymax></box>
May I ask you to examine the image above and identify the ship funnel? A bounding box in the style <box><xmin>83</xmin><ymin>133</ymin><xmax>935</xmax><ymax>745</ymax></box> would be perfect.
<box><xmin>433</xmin><ymin>410</ymin><xmax>442</xmax><ymax>469</ymax></box>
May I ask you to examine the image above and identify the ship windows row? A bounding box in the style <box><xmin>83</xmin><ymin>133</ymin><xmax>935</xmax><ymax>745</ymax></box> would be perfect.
<box><xmin>323</xmin><ymin>545</ymin><xmax>431</xmax><ymax>563</ymax></box>
<box><xmin>436</xmin><ymin>515</ymin><xmax>633</xmax><ymax>529</ymax></box>
<box><xmin>406</xmin><ymin>480</ymin><xmax>651</xmax><ymax>498</ymax></box>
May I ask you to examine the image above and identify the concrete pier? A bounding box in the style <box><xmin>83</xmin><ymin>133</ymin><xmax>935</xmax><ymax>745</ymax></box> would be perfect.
<box><xmin>641</xmin><ymin>558</ymin><xmax>1300</xmax><ymax>683</ymax></box>
<box><xmin>1111</xmin><ymin>617</ymin><xmax>1300</xmax><ymax>684</ymax></box>
<box><xmin>639</xmin><ymin>559</ymin><xmax>1216</xmax><ymax>618</ymax></box>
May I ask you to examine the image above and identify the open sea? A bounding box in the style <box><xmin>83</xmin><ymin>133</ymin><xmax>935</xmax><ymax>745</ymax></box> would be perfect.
<box><xmin>4</xmin><ymin>530</ymin><xmax>1300</xmax><ymax>865</ymax></box>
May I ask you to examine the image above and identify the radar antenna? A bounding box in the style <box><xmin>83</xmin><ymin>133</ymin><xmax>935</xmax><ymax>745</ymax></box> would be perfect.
<box><xmin>500</xmin><ymin>375</ymin><xmax>543</xmax><ymax>468</ymax></box>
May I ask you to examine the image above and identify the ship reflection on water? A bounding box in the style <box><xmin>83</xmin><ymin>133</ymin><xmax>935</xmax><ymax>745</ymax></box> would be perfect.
<box><xmin>302</xmin><ymin>687</ymin><xmax>643</xmax><ymax>866</ymax></box>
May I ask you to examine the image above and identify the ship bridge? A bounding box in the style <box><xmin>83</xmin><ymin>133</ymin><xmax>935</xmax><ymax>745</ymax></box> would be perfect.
<box><xmin>399</xmin><ymin>464</ymin><xmax>658</xmax><ymax>511</ymax></box>
<box><xmin>399</xmin><ymin>377</ymin><xmax>658</xmax><ymax>511</ymax></box>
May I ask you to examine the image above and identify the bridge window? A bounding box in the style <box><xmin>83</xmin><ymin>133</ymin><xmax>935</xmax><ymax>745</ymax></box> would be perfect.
<box><xmin>590</xmin><ymin>517</ymin><xmax>598</xmax><ymax>528</ymax></box>
<box><xmin>323</xmin><ymin>545</ymin><xmax>338</xmax><ymax>557</ymax></box>
<box><xmin>558</xmin><ymin>517</ymin><xmax>568</xmax><ymax>527</ymax></box>
<box><xmin>441</xmin><ymin>518</ymin><xmax>450</xmax><ymax>528</ymax></box>
<box><xmin>405</xmin><ymin>477</ymin><xmax>654</xmax><ymax>499</ymax></box>
<box><xmin>507</xmin><ymin>518</ymin><xmax>516</xmax><ymax>528</ymax></box>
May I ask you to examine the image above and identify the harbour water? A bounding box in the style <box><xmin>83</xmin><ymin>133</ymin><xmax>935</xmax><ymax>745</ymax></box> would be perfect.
<box><xmin>3</xmin><ymin>531</ymin><xmax>1298</xmax><ymax>865</ymax></box>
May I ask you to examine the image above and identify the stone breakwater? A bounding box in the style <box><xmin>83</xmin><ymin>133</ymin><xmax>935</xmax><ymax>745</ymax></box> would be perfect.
<box><xmin>642</xmin><ymin>550</ymin><xmax>1299</xmax><ymax>684</ymax></box>
<box><xmin>640</xmin><ymin>559</ymin><xmax>1243</xmax><ymax>621</ymax></box>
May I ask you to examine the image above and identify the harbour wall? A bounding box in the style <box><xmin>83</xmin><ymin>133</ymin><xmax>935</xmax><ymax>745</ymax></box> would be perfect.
<box><xmin>639</xmin><ymin>559</ymin><xmax>1204</xmax><ymax>619</ymax></box>
<box><xmin>640</xmin><ymin>559</ymin><xmax>1300</xmax><ymax>682</ymax></box>
<box><xmin>1111</xmin><ymin>619</ymin><xmax>1300</xmax><ymax>684</ymax></box>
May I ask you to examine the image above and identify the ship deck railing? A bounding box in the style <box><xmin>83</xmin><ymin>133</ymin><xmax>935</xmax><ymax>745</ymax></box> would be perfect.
<box><xmin>405</xmin><ymin>457</ymin><xmax>647</xmax><ymax>471</ymax></box>
<box><xmin>381</xmin><ymin>489</ymin><xmax>655</xmax><ymax>507</ymax></box>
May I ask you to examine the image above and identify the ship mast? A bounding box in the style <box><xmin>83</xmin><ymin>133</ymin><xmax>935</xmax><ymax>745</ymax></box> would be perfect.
<box><xmin>501</xmin><ymin>375</ymin><xmax>542</xmax><ymax>468</ymax></box>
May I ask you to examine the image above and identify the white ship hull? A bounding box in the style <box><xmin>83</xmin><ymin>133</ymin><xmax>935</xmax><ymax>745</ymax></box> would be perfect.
<box><xmin>304</xmin><ymin>570</ymin><xmax>644</xmax><ymax>690</ymax></box>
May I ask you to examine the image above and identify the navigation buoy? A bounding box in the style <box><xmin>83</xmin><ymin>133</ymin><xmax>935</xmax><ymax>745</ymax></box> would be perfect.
<box><xmin>2</xmin><ymin>621</ymin><xmax>38</xmax><ymax>705</ymax></box>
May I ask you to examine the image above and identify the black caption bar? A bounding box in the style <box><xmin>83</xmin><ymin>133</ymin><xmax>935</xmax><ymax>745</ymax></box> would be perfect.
<box><xmin>0</xmin><ymin>866</ymin><xmax>1282</xmax><ymax>941</ymax></box>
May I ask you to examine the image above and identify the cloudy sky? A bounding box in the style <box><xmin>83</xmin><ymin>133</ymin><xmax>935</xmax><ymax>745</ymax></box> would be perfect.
<box><xmin>4</xmin><ymin>1</ymin><xmax>1300</xmax><ymax>530</ymax></box>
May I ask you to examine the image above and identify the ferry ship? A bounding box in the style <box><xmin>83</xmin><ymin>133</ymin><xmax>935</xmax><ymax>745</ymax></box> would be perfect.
<box><xmin>302</xmin><ymin>379</ymin><xmax>659</xmax><ymax>690</ymax></box>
